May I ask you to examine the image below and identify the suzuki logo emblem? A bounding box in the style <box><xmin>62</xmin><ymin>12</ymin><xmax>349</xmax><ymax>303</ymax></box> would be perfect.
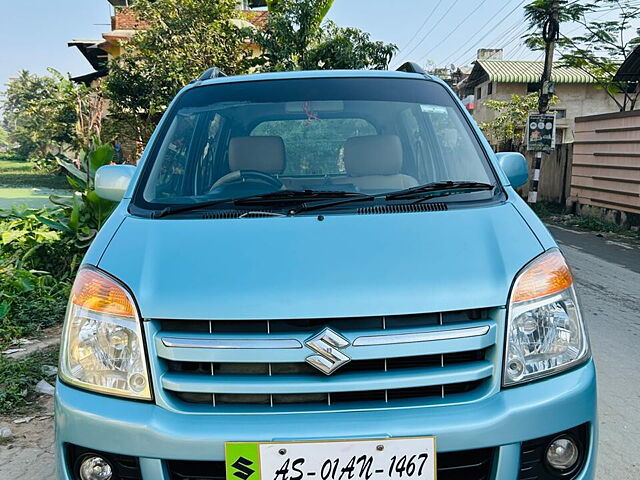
<box><xmin>305</xmin><ymin>328</ymin><xmax>351</xmax><ymax>375</ymax></box>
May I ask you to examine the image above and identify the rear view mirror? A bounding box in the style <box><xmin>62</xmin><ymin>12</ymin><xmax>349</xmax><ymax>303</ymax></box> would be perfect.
<box><xmin>496</xmin><ymin>152</ymin><xmax>528</xmax><ymax>189</ymax></box>
<box><xmin>95</xmin><ymin>165</ymin><xmax>136</xmax><ymax>202</ymax></box>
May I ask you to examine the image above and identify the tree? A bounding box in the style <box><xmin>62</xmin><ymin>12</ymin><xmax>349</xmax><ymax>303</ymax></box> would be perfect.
<box><xmin>479</xmin><ymin>93</ymin><xmax>557</xmax><ymax>151</ymax></box>
<box><xmin>255</xmin><ymin>0</ymin><xmax>396</xmax><ymax>71</ymax></box>
<box><xmin>306</xmin><ymin>22</ymin><xmax>397</xmax><ymax>70</ymax></box>
<box><xmin>105</xmin><ymin>0</ymin><xmax>251</xmax><ymax>148</ymax></box>
<box><xmin>525</xmin><ymin>0</ymin><xmax>640</xmax><ymax>111</ymax></box>
<box><xmin>2</xmin><ymin>70</ymin><xmax>81</xmax><ymax>162</ymax></box>
<box><xmin>0</xmin><ymin>127</ymin><xmax>9</xmax><ymax>149</ymax></box>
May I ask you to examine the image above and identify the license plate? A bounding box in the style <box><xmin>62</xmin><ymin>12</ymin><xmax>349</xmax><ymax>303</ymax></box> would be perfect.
<box><xmin>225</xmin><ymin>437</ymin><xmax>437</xmax><ymax>480</ymax></box>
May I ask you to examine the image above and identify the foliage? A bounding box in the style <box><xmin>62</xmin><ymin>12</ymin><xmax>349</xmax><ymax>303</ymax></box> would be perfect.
<box><xmin>0</xmin><ymin>207</ymin><xmax>74</xmax><ymax>349</ymax></box>
<box><xmin>0</xmin><ymin>346</ymin><xmax>59</xmax><ymax>414</ymax></box>
<box><xmin>0</xmin><ymin>206</ymin><xmax>78</xmax><ymax>277</ymax></box>
<box><xmin>255</xmin><ymin>0</ymin><xmax>396</xmax><ymax>71</ymax></box>
<box><xmin>306</xmin><ymin>22</ymin><xmax>398</xmax><ymax>71</ymax></box>
<box><xmin>1</xmin><ymin>70</ymin><xmax>83</xmax><ymax>163</ymax></box>
<box><xmin>48</xmin><ymin>139</ymin><xmax>117</xmax><ymax>248</ymax></box>
<box><xmin>105</xmin><ymin>0</ymin><xmax>251</xmax><ymax>148</ymax></box>
<box><xmin>0</xmin><ymin>263</ymin><xmax>69</xmax><ymax>349</ymax></box>
<box><xmin>525</xmin><ymin>0</ymin><xmax>640</xmax><ymax>111</ymax></box>
<box><xmin>0</xmin><ymin>126</ymin><xmax>9</xmax><ymax>148</ymax></box>
<box><xmin>479</xmin><ymin>93</ymin><xmax>557</xmax><ymax>150</ymax></box>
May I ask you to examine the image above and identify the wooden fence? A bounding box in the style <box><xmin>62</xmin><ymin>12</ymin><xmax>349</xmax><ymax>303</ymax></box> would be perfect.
<box><xmin>571</xmin><ymin>111</ymin><xmax>640</xmax><ymax>216</ymax></box>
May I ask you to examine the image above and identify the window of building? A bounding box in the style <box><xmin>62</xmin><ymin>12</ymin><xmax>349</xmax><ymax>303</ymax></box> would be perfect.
<box><xmin>487</xmin><ymin>82</ymin><xmax>493</xmax><ymax>95</ymax></box>
<box><xmin>552</xmin><ymin>109</ymin><xmax>567</xmax><ymax>119</ymax></box>
<box><xmin>527</xmin><ymin>82</ymin><xmax>541</xmax><ymax>93</ymax></box>
<box><xmin>476</xmin><ymin>86</ymin><xmax>482</xmax><ymax>99</ymax></box>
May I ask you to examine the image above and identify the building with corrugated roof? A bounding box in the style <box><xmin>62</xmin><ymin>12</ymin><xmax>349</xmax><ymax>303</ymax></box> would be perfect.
<box><xmin>464</xmin><ymin>51</ymin><xmax>622</xmax><ymax>145</ymax></box>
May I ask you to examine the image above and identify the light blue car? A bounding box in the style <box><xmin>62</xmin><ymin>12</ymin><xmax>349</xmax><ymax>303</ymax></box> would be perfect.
<box><xmin>55</xmin><ymin>65</ymin><xmax>596</xmax><ymax>480</ymax></box>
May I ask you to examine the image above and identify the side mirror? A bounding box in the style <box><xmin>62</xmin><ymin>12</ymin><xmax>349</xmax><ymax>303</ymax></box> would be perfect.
<box><xmin>496</xmin><ymin>152</ymin><xmax>528</xmax><ymax>189</ymax></box>
<box><xmin>95</xmin><ymin>165</ymin><xmax>136</xmax><ymax>202</ymax></box>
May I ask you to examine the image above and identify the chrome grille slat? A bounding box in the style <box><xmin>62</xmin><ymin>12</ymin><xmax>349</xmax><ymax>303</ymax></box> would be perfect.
<box><xmin>154</xmin><ymin>309</ymin><xmax>498</xmax><ymax>411</ymax></box>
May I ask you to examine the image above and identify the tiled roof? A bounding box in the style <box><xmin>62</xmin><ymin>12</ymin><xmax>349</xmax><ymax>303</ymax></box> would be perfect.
<box><xmin>469</xmin><ymin>60</ymin><xmax>595</xmax><ymax>86</ymax></box>
<box><xmin>102</xmin><ymin>29</ymin><xmax>137</xmax><ymax>42</ymax></box>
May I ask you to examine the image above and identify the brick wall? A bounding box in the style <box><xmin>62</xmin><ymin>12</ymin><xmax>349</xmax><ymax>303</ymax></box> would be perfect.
<box><xmin>111</xmin><ymin>8</ymin><xmax>149</xmax><ymax>30</ymax></box>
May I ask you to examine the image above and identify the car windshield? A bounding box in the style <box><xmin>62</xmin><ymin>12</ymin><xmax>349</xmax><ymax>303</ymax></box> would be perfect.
<box><xmin>134</xmin><ymin>77</ymin><xmax>496</xmax><ymax>211</ymax></box>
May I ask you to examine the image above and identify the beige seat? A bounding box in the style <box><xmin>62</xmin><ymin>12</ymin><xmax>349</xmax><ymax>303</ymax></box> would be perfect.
<box><xmin>333</xmin><ymin>135</ymin><xmax>418</xmax><ymax>191</ymax></box>
<box><xmin>228</xmin><ymin>136</ymin><xmax>286</xmax><ymax>174</ymax></box>
<box><xmin>211</xmin><ymin>136</ymin><xmax>287</xmax><ymax>190</ymax></box>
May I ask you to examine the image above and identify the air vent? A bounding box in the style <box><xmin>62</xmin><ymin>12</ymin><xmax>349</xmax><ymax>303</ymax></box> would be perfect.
<box><xmin>357</xmin><ymin>203</ymin><xmax>448</xmax><ymax>215</ymax></box>
<box><xmin>201</xmin><ymin>210</ymin><xmax>282</xmax><ymax>219</ymax></box>
<box><xmin>201</xmin><ymin>210</ymin><xmax>240</xmax><ymax>219</ymax></box>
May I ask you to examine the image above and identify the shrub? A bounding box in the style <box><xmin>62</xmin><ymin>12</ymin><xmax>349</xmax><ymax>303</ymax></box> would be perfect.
<box><xmin>0</xmin><ymin>346</ymin><xmax>59</xmax><ymax>414</ymax></box>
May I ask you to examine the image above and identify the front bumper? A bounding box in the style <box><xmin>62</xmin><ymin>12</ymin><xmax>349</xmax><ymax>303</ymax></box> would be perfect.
<box><xmin>55</xmin><ymin>360</ymin><xmax>597</xmax><ymax>480</ymax></box>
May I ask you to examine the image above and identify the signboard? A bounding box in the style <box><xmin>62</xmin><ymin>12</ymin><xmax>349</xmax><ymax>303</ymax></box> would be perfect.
<box><xmin>526</xmin><ymin>113</ymin><xmax>556</xmax><ymax>152</ymax></box>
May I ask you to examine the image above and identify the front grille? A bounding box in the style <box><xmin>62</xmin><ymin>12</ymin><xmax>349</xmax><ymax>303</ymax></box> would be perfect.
<box><xmin>159</xmin><ymin>309</ymin><xmax>488</xmax><ymax>334</ymax></box>
<box><xmin>153</xmin><ymin>309</ymin><xmax>497</xmax><ymax>412</ymax></box>
<box><xmin>166</xmin><ymin>448</ymin><xmax>494</xmax><ymax>480</ymax></box>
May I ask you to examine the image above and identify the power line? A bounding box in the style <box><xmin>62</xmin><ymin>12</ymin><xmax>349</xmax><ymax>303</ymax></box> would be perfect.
<box><xmin>453</xmin><ymin>18</ymin><xmax>524</xmax><ymax>67</ymax></box>
<box><xmin>416</xmin><ymin>0</ymin><xmax>492</xmax><ymax>66</ymax></box>
<box><xmin>393</xmin><ymin>0</ymin><xmax>462</xmax><ymax>66</ymax></box>
<box><xmin>395</xmin><ymin>0</ymin><xmax>445</xmax><ymax>57</ymax></box>
<box><xmin>442</xmin><ymin>0</ymin><xmax>528</xmax><ymax>67</ymax></box>
<box><xmin>457</xmin><ymin>23</ymin><xmax>528</xmax><ymax>66</ymax></box>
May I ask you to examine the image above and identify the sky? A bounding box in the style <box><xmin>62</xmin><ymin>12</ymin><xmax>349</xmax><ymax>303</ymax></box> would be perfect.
<box><xmin>0</xmin><ymin>0</ymin><xmax>635</xmax><ymax>91</ymax></box>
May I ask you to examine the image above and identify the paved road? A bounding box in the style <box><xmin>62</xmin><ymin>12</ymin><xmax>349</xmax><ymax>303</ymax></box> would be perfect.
<box><xmin>547</xmin><ymin>225</ymin><xmax>640</xmax><ymax>479</ymax></box>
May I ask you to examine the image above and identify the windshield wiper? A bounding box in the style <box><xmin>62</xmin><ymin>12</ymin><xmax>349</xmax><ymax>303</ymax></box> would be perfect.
<box><xmin>234</xmin><ymin>189</ymin><xmax>370</xmax><ymax>206</ymax></box>
<box><xmin>151</xmin><ymin>190</ymin><xmax>371</xmax><ymax>218</ymax></box>
<box><xmin>288</xmin><ymin>193</ymin><xmax>376</xmax><ymax>215</ymax></box>
<box><xmin>385</xmin><ymin>181</ymin><xmax>495</xmax><ymax>201</ymax></box>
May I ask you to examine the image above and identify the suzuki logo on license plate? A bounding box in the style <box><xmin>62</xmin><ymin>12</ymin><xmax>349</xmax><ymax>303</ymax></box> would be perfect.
<box><xmin>305</xmin><ymin>328</ymin><xmax>351</xmax><ymax>375</ymax></box>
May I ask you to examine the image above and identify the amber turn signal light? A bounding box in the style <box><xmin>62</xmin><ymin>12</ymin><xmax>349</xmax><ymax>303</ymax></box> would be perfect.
<box><xmin>71</xmin><ymin>268</ymin><xmax>136</xmax><ymax>318</ymax></box>
<box><xmin>511</xmin><ymin>249</ymin><xmax>573</xmax><ymax>303</ymax></box>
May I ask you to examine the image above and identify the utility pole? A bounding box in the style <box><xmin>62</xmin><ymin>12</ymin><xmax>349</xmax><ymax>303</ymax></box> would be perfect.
<box><xmin>529</xmin><ymin>0</ymin><xmax>560</xmax><ymax>205</ymax></box>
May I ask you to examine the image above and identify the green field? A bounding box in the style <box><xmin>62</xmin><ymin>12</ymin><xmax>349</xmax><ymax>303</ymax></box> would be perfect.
<box><xmin>0</xmin><ymin>157</ymin><xmax>71</xmax><ymax>209</ymax></box>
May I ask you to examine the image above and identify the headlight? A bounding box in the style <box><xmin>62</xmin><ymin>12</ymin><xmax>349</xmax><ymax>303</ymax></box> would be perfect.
<box><xmin>59</xmin><ymin>267</ymin><xmax>152</xmax><ymax>400</ymax></box>
<box><xmin>503</xmin><ymin>249</ymin><xmax>590</xmax><ymax>386</ymax></box>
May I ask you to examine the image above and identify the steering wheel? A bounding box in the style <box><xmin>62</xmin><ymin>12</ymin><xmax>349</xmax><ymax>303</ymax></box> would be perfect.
<box><xmin>211</xmin><ymin>170</ymin><xmax>284</xmax><ymax>191</ymax></box>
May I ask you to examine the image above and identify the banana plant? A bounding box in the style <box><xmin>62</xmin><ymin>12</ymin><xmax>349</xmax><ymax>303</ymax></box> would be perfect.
<box><xmin>45</xmin><ymin>138</ymin><xmax>116</xmax><ymax>248</ymax></box>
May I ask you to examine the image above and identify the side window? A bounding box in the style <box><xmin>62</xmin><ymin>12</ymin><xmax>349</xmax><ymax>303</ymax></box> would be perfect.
<box><xmin>195</xmin><ymin>113</ymin><xmax>226</xmax><ymax>194</ymax></box>
<box><xmin>251</xmin><ymin>119</ymin><xmax>376</xmax><ymax>175</ymax></box>
<box><xmin>150</xmin><ymin>112</ymin><xmax>198</xmax><ymax>198</ymax></box>
<box><xmin>399</xmin><ymin>107</ymin><xmax>438</xmax><ymax>183</ymax></box>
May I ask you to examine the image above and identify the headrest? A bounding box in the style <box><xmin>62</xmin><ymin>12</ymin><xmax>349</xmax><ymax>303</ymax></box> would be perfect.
<box><xmin>229</xmin><ymin>136</ymin><xmax>286</xmax><ymax>174</ymax></box>
<box><xmin>343</xmin><ymin>135</ymin><xmax>403</xmax><ymax>176</ymax></box>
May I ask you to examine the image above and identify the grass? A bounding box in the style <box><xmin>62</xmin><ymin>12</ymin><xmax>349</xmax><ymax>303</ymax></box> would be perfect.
<box><xmin>531</xmin><ymin>201</ymin><xmax>639</xmax><ymax>240</ymax></box>
<box><xmin>0</xmin><ymin>283</ymin><xmax>70</xmax><ymax>351</ymax></box>
<box><xmin>0</xmin><ymin>346</ymin><xmax>59</xmax><ymax>415</ymax></box>
<box><xmin>0</xmin><ymin>155</ymin><xmax>71</xmax><ymax>209</ymax></box>
<box><xmin>0</xmin><ymin>155</ymin><xmax>70</xmax><ymax>189</ymax></box>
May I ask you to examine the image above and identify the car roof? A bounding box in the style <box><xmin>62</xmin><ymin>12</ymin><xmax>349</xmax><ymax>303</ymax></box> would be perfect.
<box><xmin>192</xmin><ymin>69</ymin><xmax>438</xmax><ymax>88</ymax></box>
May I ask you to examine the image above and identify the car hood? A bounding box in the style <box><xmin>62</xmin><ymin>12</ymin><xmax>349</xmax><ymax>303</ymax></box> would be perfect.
<box><xmin>98</xmin><ymin>203</ymin><xmax>543</xmax><ymax>320</ymax></box>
